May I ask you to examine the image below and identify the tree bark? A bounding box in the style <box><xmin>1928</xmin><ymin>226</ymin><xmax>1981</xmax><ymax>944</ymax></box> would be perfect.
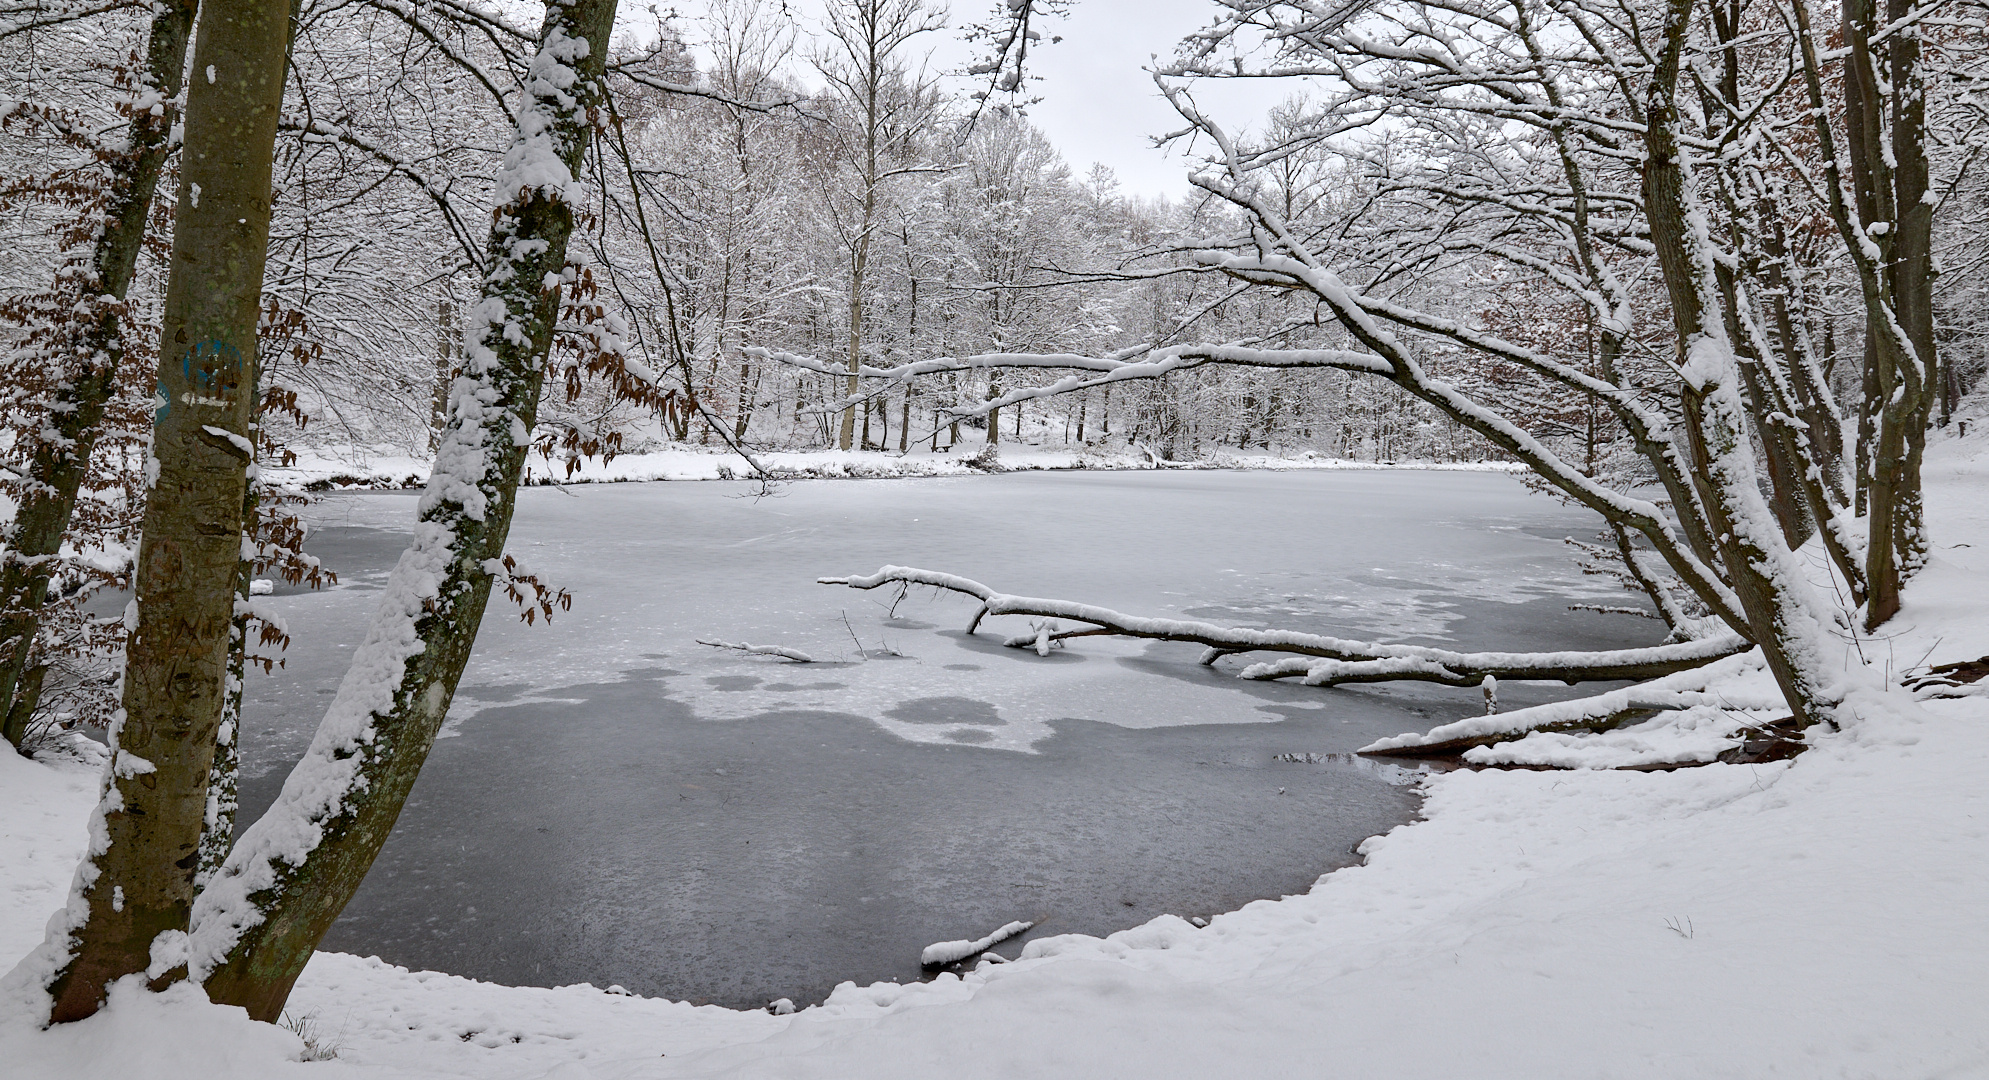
<box><xmin>1882</xmin><ymin>0</ymin><xmax>1934</xmax><ymax>590</ymax></box>
<box><xmin>0</xmin><ymin>0</ymin><xmax>199</xmax><ymax>747</ymax></box>
<box><xmin>197</xmin><ymin>485</ymin><xmax>258</xmax><ymax>889</ymax></box>
<box><xmin>36</xmin><ymin>0</ymin><xmax>292</xmax><ymax>1023</ymax></box>
<box><xmin>1800</xmin><ymin>0</ymin><xmax>1933</xmax><ymax>628</ymax></box>
<box><xmin>1642</xmin><ymin>0</ymin><xmax>1837</xmax><ymax>729</ymax></box>
<box><xmin>190</xmin><ymin>0</ymin><xmax>620</xmax><ymax>1022</ymax></box>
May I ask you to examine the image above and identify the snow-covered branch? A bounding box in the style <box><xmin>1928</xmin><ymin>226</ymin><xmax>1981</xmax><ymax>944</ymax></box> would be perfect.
<box><xmin>1358</xmin><ymin>653</ymin><xmax>1781</xmax><ymax>756</ymax></box>
<box><xmin>822</xmin><ymin>566</ymin><xmax>1749</xmax><ymax>686</ymax></box>
<box><xmin>920</xmin><ymin>918</ymin><xmax>1032</xmax><ymax>968</ymax></box>
<box><xmin>697</xmin><ymin>638</ymin><xmax>815</xmax><ymax>663</ymax></box>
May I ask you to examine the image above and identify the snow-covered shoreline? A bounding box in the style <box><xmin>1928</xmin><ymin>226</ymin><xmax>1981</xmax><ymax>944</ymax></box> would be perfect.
<box><xmin>3</xmin><ymin>432</ymin><xmax>1985</xmax><ymax>1079</ymax></box>
<box><xmin>265</xmin><ymin>443</ymin><xmax>1524</xmax><ymax>490</ymax></box>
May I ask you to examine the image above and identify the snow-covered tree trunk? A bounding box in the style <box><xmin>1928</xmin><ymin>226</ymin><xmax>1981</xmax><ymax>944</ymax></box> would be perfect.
<box><xmin>188</xmin><ymin>0</ymin><xmax>619</xmax><ymax>1022</ymax></box>
<box><xmin>0</xmin><ymin>0</ymin><xmax>198</xmax><ymax>747</ymax></box>
<box><xmin>21</xmin><ymin>0</ymin><xmax>294</xmax><ymax>1024</ymax></box>
<box><xmin>1792</xmin><ymin>0</ymin><xmax>1937</xmax><ymax>629</ymax></box>
<box><xmin>1642</xmin><ymin>0</ymin><xmax>1837</xmax><ymax>729</ymax></box>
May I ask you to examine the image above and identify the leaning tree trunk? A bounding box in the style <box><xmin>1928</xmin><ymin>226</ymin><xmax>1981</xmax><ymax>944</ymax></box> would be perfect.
<box><xmin>1642</xmin><ymin>0</ymin><xmax>1838</xmax><ymax>729</ymax></box>
<box><xmin>189</xmin><ymin>0</ymin><xmax>620</xmax><ymax>1022</ymax></box>
<box><xmin>18</xmin><ymin>0</ymin><xmax>292</xmax><ymax>1024</ymax></box>
<box><xmin>0</xmin><ymin>0</ymin><xmax>199</xmax><ymax>748</ymax></box>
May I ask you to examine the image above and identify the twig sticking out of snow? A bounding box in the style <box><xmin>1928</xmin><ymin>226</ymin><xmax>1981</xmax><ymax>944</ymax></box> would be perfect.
<box><xmin>920</xmin><ymin>919</ymin><xmax>1033</xmax><ymax>968</ymax></box>
<box><xmin>696</xmin><ymin>639</ymin><xmax>815</xmax><ymax>663</ymax></box>
<box><xmin>820</xmin><ymin>565</ymin><xmax>1750</xmax><ymax>686</ymax></box>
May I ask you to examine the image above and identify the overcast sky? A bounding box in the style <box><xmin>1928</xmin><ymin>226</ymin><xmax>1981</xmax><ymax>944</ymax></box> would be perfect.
<box><xmin>649</xmin><ymin>0</ymin><xmax>1299</xmax><ymax>201</ymax></box>
<box><xmin>928</xmin><ymin>0</ymin><xmax>1265</xmax><ymax>200</ymax></box>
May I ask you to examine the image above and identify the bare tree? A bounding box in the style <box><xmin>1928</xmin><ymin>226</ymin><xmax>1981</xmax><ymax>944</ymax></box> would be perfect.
<box><xmin>762</xmin><ymin>0</ymin><xmax>1964</xmax><ymax>736</ymax></box>
<box><xmin>813</xmin><ymin>0</ymin><xmax>945</xmax><ymax>450</ymax></box>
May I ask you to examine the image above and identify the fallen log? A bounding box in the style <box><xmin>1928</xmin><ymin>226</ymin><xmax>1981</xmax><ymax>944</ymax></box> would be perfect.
<box><xmin>820</xmin><ymin>565</ymin><xmax>1750</xmax><ymax>687</ymax></box>
<box><xmin>921</xmin><ymin>919</ymin><xmax>1033</xmax><ymax>968</ymax></box>
<box><xmin>1906</xmin><ymin>654</ymin><xmax>1989</xmax><ymax>699</ymax></box>
<box><xmin>1357</xmin><ymin>653</ymin><xmax>1780</xmax><ymax>757</ymax></box>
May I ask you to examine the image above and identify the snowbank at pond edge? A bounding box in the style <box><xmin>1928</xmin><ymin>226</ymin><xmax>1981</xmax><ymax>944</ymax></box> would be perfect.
<box><xmin>1</xmin><ymin>429</ymin><xmax>1984</xmax><ymax>1079</ymax></box>
<box><xmin>267</xmin><ymin>443</ymin><xmax>1524</xmax><ymax>490</ymax></box>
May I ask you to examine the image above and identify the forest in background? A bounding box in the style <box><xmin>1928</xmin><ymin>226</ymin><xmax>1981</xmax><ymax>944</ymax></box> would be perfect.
<box><xmin>24</xmin><ymin>0</ymin><xmax>1954</xmax><ymax>474</ymax></box>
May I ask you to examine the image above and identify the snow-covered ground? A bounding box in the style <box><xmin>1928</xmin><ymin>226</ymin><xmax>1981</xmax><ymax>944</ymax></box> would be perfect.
<box><xmin>4</xmin><ymin>432</ymin><xmax>1987</xmax><ymax>1079</ymax></box>
<box><xmin>268</xmin><ymin>441</ymin><xmax>1519</xmax><ymax>489</ymax></box>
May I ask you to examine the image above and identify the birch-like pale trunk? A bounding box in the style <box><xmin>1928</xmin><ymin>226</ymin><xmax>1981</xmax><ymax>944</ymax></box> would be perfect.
<box><xmin>187</xmin><ymin>0</ymin><xmax>619</xmax><ymax>1022</ymax></box>
<box><xmin>0</xmin><ymin>0</ymin><xmax>199</xmax><ymax>747</ymax></box>
<box><xmin>13</xmin><ymin>0</ymin><xmax>293</xmax><ymax>1024</ymax></box>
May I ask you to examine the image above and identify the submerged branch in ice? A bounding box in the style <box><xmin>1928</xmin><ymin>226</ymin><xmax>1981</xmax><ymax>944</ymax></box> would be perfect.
<box><xmin>696</xmin><ymin>639</ymin><xmax>815</xmax><ymax>663</ymax></box>
<box><xmin>820</xmin><ymin>565</ymin><xmax>1750</xmax><ymax>686</ymax></box>
<box><xmin>921</xmin><ymin>919</ymin><xmax>1033</xmax><ymax>968</ymax></box>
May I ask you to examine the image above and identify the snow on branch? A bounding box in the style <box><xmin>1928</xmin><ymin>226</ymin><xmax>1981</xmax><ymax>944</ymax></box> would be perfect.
<box><xmin>921</xmin><ymin>919</ymin><xmax>1032</xmax><ymax>968</ymax></box>
<box><xmin>609</xmin><ymin>62</ymin><xmax>816</xmax><ymax>118</ymax></box>
<box><xmin>821</xmin><ymin>566</ymin><xmax>1750</xmax><ymax>686</ymax></box>
<box><xmin>749</xmin><ymin>342</ymin><xmax>1391</xmax><ymax>423</ymax></box>
<box><xmin>696</xmin><ymin>639</ymin><xmax>815</xmax><ymax>663</ymax></box>
<box><xmin>1357</xmin><ymin>653</ymin><xmax>1782</xmax><ymax>757</ymax></box>
<box><xmin>280</xmin><ymin>115</ymin><xmax>486</xmax><ymax>273</ymax></box>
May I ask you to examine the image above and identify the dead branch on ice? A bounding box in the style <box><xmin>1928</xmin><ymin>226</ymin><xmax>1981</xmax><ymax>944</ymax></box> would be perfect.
<box><xmin>1357</xmin><ymin>653</ymin><xmax>1782</xmax><ymax>756</ymax></box>
<box><xmin>696</xmin><ymin>639</ymin><xmax>816</xmax><ymax>663</ymax></box>
<box><xmin>921</xmin><ymin>920</ymin><xmax>1033</xmax><ymax>968</ymax></box>
<box><xmin>819</xmin><ymin>565</ymin><xmax>1751</xmax><ymax>686</ymax></box>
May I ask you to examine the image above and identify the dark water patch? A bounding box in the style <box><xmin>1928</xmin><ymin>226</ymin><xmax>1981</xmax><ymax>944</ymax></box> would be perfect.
<box><xmin>885</xmin><ymin>696</ymin><xmax>1008</xmax><ymax>726</ymax></box>
<box><xmin>235</xmin><ymin>667</ymin><xmax>1422</xmax><ymax>1010</ymax></box>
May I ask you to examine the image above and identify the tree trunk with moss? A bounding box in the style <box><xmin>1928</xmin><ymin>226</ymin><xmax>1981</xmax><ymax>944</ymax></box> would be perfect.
<box><xmin>189</xmin><ymin>0</ymin><xmax>619</xmax><ymax>1022</ymax></box>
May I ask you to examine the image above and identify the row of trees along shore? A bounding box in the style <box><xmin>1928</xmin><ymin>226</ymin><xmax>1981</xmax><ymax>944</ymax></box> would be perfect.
<box><xmin>0</xmin><ymin>0</ymin><xmax>1985</xmax><ymax>1025</ymax></box>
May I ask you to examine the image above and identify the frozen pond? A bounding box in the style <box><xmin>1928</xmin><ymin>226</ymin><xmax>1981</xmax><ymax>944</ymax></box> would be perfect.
<box><xmin>231</xmin><ymin>469</ymin><xmax>1658</xmax><ymax>1008</ymax></box>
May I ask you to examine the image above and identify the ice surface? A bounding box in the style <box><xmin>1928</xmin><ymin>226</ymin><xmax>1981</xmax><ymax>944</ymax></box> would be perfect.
<box><xmin>192</xmin><ymin>470</ymin><xmax>1662</xmax><ymax>1005</ymax></box>
<box><xmin>262</xmin><ymin>470</ymin><xmax>1654</xmax><ymax>758</ymax></box>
